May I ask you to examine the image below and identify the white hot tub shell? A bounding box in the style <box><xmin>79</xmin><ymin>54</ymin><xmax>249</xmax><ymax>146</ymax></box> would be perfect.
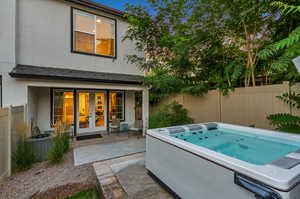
<box><xmin>146</xmin><ymin>123</ymin><xmax>300</xmax><ymax>199</ymax></box>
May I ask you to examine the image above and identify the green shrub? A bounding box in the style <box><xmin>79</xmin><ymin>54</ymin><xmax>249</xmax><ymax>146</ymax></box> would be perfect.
<box><xmin>13</xmin><ymin>139</ymin><xmax>36</xmax><ymax>171</ymax></box>
<box><xmin>267</xmin><ymin>92</ymin><xmax>300</xmax><ymax>133</ymax></box>
<box><xmin>48</xmin><ymin>135</ymin><xmax>65</xmax><ymax>164</ymax></box>
<box><xmin>48</xmin><ymin>120</ymin><xmax>71</xmax><ymax>164</ymax></box>
<box><xmin>12</xmin><ymin>123</ymin><xmax>36</xmax><ymax>171</ymax></box>
<box><xmin>150</xmin><ymin>102</ymin><xmax>194</xmax><ymax>129</ymax></box>
<box><xmin>61</xmin><ymin>133</ymin><xmax>70</xmax><ymax>153</ymax></box>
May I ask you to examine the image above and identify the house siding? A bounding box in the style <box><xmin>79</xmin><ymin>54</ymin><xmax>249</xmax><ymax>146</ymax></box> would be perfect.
<box><xmin>0</xmin><ymin>0</ymin><xmax>144</xmax><ymax>106</ymax></box>
<box><xmin>0</xmin><ymin>0</ymin><xmax>148</xmax><ymax>133</ymax></box>
<box><xmin>16</xmin><ymin>0</ymin><xmax>143</xmax><ymax>76</ymax></box>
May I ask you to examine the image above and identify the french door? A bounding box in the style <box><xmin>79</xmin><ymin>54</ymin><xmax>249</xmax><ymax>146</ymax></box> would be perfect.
<box><xmin>77</xmin><ymin>91</ymin><xmax>107</xmax><ymax>134</ymax></box>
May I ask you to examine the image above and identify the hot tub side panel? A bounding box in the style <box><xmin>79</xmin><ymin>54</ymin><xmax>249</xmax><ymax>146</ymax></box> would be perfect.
<box><xmin>146</xmin><ymin>135</ymin><xmax>259</xmax><ymax>199</ymax></box>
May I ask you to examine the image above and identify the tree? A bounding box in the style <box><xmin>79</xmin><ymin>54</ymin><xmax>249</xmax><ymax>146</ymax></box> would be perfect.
<box><xmin>258</xmin><ymin>1</ymin><xmax>300</xmax><ymax>84</ymax></box>
<box><xmin>125</xmin><ymin>0</ymin><xmax>300</xmax><ymax>102</ymax></box>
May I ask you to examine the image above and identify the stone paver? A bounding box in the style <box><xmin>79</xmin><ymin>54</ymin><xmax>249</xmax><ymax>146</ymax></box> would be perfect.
<box><xmin>93</xmin><ymin>153</ymin><xmax>174</xmax><ymax>199</ymax></box>
<box><xmin>116</xmin><ymin>164</ymin><xmax>173</xmax><ymax>199</ymax></box>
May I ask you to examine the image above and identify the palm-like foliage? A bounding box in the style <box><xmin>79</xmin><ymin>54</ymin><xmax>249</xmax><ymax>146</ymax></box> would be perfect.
<box><xmin>258</xmin><ymin>26</ymin><xmax>300</xmax><ymax>59</ymax></box>
<box><xmin>272</xmin><ymin>2</ymin><xmax>300</xmax><ymax>14</ymax></box>
<box><xmin>257</xmin><ymin>1</ymin><xmax>300</xmax><ymax>79</ymax></box>
<box><xmin>277</xmin><ymin>92</ymin><xmax>300</xmax><ymax>108</ymax></box>
<box><xmin>267</xmin><ymin>92</ymin><xmax>300</xmax><ymax>133</ymax></box>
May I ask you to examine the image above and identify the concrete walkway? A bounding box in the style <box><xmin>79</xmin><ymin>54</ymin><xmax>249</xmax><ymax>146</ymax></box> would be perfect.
<box><xmin>74</xmin><ymin>138</ymin><xmax>146</xmax><ymax>166</ymax></box>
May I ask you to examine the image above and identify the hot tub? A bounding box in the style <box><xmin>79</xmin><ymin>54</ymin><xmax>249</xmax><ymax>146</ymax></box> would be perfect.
<box><xmin>146</xmin><ymin>123</ymin><xmax>300</xmax><ymax>199</ymax></box>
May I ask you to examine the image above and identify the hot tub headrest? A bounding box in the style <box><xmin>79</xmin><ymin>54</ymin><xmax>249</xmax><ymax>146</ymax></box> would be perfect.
<box><xmin>167</xmin><ymin>127</ymin><xmax>186</xmax><ymax>134</ymax></box>
<box><xmin>269</xmin><ymin>157</ymin><xmax>300</xmax><ymax>169</ymax></box>
<box><xmin>185</xmin><ymin>124</ymin><xmax>203</xmax><ymax>131</ymax></box>
<box><xmin>205</xmin><ymin>123</ymin><xmax>218</xmax><ymax>130</ymax></box>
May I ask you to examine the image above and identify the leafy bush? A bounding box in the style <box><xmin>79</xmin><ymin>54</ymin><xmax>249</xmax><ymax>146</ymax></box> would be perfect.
<box><xmin>48</xmin><ymin>121</ymin><xmax>71</xmax><ymax>164</ymax></box>
<box><xmin>12</xmin><ymin>123</ymin><xmax>35</xmax><ymax>171</ymax></box>
<box><xmin>143</xmin><ymin>68</ymin><xmax>208</xmax><ymax>104</ymax></box>
<box><xmin>48</xmin><ymin>135</ymin><xmax>65</xmax><ymax>164</ymax></box>
<box><xmin>13</xmin><ymin>139</ymin><xmax>36</xmax><ymax>171</ymax></box>
<box><xmin>61</xmin><ymin>133</ymin><xmax>70</xmax><ymax>153</ymax></box>
<box><xmin>150</xmin><ymin>102</ymin><xmax>194</xmax><ymax>129</ymax></box>
<box><xmin>267</xmin><ymin>92</ymin><xmax>300</xmax><ymax>133</ymax></box>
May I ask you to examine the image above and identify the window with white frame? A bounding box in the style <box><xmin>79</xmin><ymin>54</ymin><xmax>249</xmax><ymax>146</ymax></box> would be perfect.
<box><xmin>72</xmin><ymin>9</ymin><xmax>116</xmax><ymax>57</ymax></box>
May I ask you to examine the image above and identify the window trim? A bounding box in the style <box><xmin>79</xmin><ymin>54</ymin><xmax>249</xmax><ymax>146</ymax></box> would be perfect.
<box><xmin>0</xmin><ymin>75</ymin><xmax>2</xmax><ymax>108</ymax></box>
<box><xmin>71</xmin><ymin>7</ymin><xmax>117</xmax><ymax>59</ymax></box>
<box><xmin>51</xmin><ymin>88</ymin><xmax>75</xmax><ymax>127</ymax></box>
<box><xmin>109</xmin><ymin>90</ymin><xmax>125</xmax><ymax>121</ymax></box>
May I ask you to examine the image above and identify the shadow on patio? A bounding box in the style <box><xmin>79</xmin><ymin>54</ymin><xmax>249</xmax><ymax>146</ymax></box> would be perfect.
<box><xmin>73</xmin><ymin>134</ymin><xmax>146</xmax><ymax>166</ymax></box>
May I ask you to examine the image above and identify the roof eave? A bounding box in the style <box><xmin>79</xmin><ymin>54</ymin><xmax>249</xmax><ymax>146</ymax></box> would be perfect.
<box><xmin>65</xmin><ymin>0</ymin><xmax>126</xmax><ymax>19</ymax></box>
<box><xmin>10</xmin><ymin>72</ymin><xmax>143</xmax><ymax>85</ymax></box>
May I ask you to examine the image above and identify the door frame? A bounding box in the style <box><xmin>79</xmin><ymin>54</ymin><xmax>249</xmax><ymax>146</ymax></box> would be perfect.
<box><xmin>50</xmin><ymin>88</ymin><xmax>127</xmax><ymax>137</ymax></box>
<box><xmin>76</xmin><ymin>90</ymin><xmax>107</xmax><ymax>135</ymax></box>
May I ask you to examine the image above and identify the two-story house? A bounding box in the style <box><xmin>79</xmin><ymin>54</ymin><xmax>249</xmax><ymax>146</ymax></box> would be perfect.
<box><xmin>0</xmin><ymin>0</ymin><xmax>149</xmax><ymax>137</ymax></box>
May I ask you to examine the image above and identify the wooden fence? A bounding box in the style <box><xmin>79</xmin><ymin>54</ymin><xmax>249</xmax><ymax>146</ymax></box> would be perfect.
<box><xmin>0</xmin><ymin>105</ymin><xmax>26</xmax><ymax>180</ymax></box>
<box><xmin>0</xmin><ymin>107</ymin><xmax>11</xmax><ymax>180</ymax></box>
<box><xmin>151</xmin><ymin>82</ymin><xmax>300</xmax><ymax>130</ymax></box>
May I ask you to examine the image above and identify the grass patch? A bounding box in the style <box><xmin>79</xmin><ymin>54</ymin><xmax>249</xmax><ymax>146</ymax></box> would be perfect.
<box><xmin>64</xmin><ymin>188</ymin><xmax>99</xmax><ymax>199</ymax></box>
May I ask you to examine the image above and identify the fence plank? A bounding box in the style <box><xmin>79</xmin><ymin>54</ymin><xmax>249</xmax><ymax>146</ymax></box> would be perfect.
<box><xmin>0</xmin><ymin>108</ymin><xmax>9</xmax><ymax>180</ymax></box>
<box><xmin>0</xmin><ymin>105</ymin><xmax>26</xmax><ymax>180</ymax></box>
<box><xmin>152</xmin><ymin>83</ymin><xmax>293</xmax><ymax>130</ymax></box>
<box><xmin>11</xmin><ymin>105</ymin><xmax>26</xmax><ymax>155</ymax></box>
<box><xmin>182</xmin><ymin>91</ymin><xmax>220</xmax><ymax>123</ymax></box>
<box><xmin>221</xmin><ymin>83</ymin><xmax>290</xmax><ymax>129</ymax></box>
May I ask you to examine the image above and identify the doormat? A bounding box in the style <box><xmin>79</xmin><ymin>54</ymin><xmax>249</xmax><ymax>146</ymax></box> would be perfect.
<box><xmin>76</xmin><ymin>134</ymin><xmax>103</xmax><ymax>141</ymax></box>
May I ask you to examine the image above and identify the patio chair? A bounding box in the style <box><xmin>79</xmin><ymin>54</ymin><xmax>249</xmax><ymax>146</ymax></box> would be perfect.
<box><xmin>129</xmin><ymin>120</ymin><xmax>143</xmax><ymax>138</ymax></box>
<box><xmin>109</xmin><ymin>116</ymin><xmax>120</xmax><ymax>135</ymax></box>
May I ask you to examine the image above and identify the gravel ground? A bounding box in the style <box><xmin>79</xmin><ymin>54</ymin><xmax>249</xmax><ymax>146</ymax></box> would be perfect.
<box><xmin>0</xmin><ymin>151</ymin><xmax>97</xmax><ymax>199</ymax></box>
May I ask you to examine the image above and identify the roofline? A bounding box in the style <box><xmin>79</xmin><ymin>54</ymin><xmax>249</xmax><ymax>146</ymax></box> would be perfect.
<box><xmin>65</xmin><ymin>0</ymin><xmax>126</xmax><ymax>18</ymax></box>
<box><xmin>10</xmin><ymin>73</ymin><xmax>142</xmax><ymax>85</ymax></box>
<box><xmin>9</xmin><ymin>65</ymin><xmax>144</xmax><ymax>85</ymax></box>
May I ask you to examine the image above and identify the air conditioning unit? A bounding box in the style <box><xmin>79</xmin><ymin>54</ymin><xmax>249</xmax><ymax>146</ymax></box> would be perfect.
<box><xmin>292</xmin><ymin>56</ymin><xmax>300</xmax><ymax>73</ymax></box>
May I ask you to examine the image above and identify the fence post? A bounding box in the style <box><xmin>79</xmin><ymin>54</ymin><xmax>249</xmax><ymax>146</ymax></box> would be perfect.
<box><xmin>7</xmin><ymin>106</ymin><xmax>12</xmax><ymax>177</ymax></box>
<box><xmin>218</xmin><ymin>89</ymin><xmax>222</xmax><ymax>123</ymax></box>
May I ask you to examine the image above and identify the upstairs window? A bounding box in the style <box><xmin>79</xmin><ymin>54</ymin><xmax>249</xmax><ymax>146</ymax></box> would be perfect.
<box><xmin>72</xmin><ymin>9</ymin><xmax>116</xmax><ymax>57</ymax></box>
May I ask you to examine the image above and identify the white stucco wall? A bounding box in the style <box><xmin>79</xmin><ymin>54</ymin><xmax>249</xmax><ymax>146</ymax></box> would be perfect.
<box><xmin>36</xmin><ymin>88</ymin><xmax>51</xmax><ymax>131</ymax></box>
<box><xmin>0</xmin><ymin>0</ymin><xmax>26</xmax><ymax>107</ymax></box>
<box><xmin>0</xmin><ymin>0</ymin><xmax>144</xmax><ymax>107</ymax></box>
<box><xmin>125</xmin><ymin>90</ymin><xmax>136</xmax><ymax>127</ymax></box>
<box><xmin>27</xmin><ymin>87</ymin><xmax>38</xmax><ymax>127</ymax></box>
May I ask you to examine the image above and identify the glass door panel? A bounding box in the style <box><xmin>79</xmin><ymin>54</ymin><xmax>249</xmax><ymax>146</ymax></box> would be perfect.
<box><xmin>95</xmin><ymin>93</ymin><xmax>105</xmax><ymax>127</ymax></box>
<box><xmin>77</xmin><ymin>91</ymin><xmax>107</xmax><ymax>135</ymax></box>
<box><xmin>79</xmin><ymin>93</ymin><xmax>90</xmax><ymax>129</ymax></box>
<box><xmin>53</xmin><ymin>91</ymin><xmax>74</xmax><ymax>126</ymax></box>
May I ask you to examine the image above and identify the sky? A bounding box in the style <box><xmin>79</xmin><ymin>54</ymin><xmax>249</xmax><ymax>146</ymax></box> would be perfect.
<box><xmin>91</xmin><ymin>0</ymin><xmax>149</xmax><ymax>11</ymax></box>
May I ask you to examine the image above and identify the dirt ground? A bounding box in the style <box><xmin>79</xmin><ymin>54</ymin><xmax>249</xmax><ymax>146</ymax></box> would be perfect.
<box><xmin>0</xmin><ymin>151</ymin><xmax>97</xmax><ymax>199</ymax></box>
